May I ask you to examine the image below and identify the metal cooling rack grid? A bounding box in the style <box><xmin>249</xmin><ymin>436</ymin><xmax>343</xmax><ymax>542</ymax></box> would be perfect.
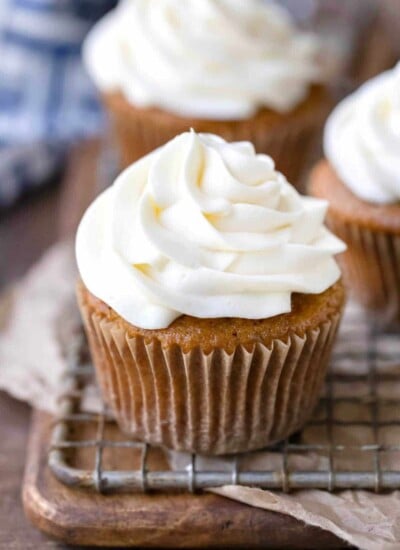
<box><xmin>48</xmin><ymin>312</ymin><xmax>400</xmax><ymax>494</ymax></box>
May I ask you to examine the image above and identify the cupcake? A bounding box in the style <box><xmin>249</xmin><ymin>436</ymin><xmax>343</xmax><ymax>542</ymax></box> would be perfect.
<box><xmin>309</xmin><ymin>63</ymin><xmax>400</xmax><ymax>327</ymax></box>
<box><xmin>84</xmin><ymin>0</ymin><xmax>331</xmax><ymax>186</ymax></box>
<box><xmin>76</xmin><ymin>131</ymin><xmax>345</xmax><ymax>455</ymax></box>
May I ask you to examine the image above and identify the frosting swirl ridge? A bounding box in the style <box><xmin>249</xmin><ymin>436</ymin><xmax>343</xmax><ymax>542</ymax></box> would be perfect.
<box><xmin>84</xmin><ymin>0</ymin><xmax>322</xmax><ymax>119</ymax></box>
<box><xmin>77</xmin><ymin>132</ymin><xmax>344</xmax><ymax>329</ymax></box>
<box><xmin>324</xmin><ymin>63</ymin><xmax>400</xmax><ymax>204</ymax></box>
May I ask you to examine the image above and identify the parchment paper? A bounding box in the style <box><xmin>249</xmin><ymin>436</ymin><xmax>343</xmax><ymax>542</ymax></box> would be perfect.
<box><xmin>1</xmin><ymin>241</ymin><xmax>400</xmax><ymax>550</ymax></box>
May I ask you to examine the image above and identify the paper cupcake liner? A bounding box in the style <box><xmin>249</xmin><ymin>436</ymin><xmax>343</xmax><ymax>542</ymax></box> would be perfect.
<box><xmin>80</xmin><ymin>301</ymin><xmax>341</xmax><ymax>455</ymax></box>
<box><xmin>103</xmin><ymin>90</ymin><xmax>330</xmax><ymax>189</ymax></box>
<box><xmin>328</xmin><ymin>216</ymin><xmax>400</xmax><ymax>328</ymax></box>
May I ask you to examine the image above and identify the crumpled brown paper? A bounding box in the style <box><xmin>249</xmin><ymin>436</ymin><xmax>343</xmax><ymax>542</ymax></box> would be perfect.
<box><xmin>213</xmin><ymin>487</ymin><xmax>400</xmax><ymax>550</ymax></box>
<box><xmin>0</xmin><ymin>240</ymin><xmax>100</xmax><ymax>412</ymax></box>
<box><xmin>1</xmin><ymin>241</ymin><xmax>400</xmax><ymax>550</ymax></box>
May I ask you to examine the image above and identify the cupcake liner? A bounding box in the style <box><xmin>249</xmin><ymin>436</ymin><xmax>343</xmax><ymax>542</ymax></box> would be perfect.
<box><xmin>328</xmin><ymin>216</ymin><xmax>400</xmax><ymax>327</ymax></box>
<box><xmin>103</xmin><ymin>89</ymin><xmax>330</xmax><ymax>189</ymax></box>
<box><xmin>80</xmin><ymin>301</ymin><xmax>341</xmax><ymax>455</ymax></box>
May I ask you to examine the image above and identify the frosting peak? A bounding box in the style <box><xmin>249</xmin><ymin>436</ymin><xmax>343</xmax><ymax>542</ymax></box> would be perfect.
<box><xmin>324</xmin><ymin>63</ymin><xmax>400</xmax><ymax>204</ymax></box>
<box><xmin>76</xmin><ymin>132</ymin><xmax>344</xmax><ymax>329</ymax></box>
<box><xmin>84</xmin><ymin>0</ymin><xmax>323</xmax><ymax>119</ymax></box>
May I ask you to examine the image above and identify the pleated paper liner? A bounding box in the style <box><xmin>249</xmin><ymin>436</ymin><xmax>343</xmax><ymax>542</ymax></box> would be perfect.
<box><xmin>79</xmin><ymin>296</ymin><xmax>342</xmax><ymax>455</ymax></box>
<box><xmin>328</xmin><ymin>216</ymin><xmax>400</xmax><ymax>329</ymax></box>
<box><xmin>103</xmin><ymin>85</ymin><xmax>332</xmax><ymax>190</ymax></box>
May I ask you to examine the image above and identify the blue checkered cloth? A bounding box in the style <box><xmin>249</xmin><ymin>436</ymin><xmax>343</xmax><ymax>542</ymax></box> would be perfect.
<box><xmin>0</xmin><ymin>0</ymin><xmax>116</xmax><ymax>207</ymax></box>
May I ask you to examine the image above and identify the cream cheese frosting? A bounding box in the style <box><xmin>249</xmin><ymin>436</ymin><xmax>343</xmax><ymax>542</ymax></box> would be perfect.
<box><xmin>324</xmin><ymin>63</ymin><xmax>400</xmax><ymax>205</ymax></box>
<box><xmin>76</xmin><ymin>131</ymin><xmax>345</xmax><ymax>329</ymax></box>
<box><xmin>83</xmin><ymin>0</ymin><xmax>323</xmax><ymax>119</ymax></box>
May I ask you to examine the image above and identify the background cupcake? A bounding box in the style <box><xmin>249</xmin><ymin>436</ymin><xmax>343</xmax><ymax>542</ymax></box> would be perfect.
<box><xmin>83</xmin><ymin>0</ymin><xmax>331</xmax><ymax>186</ymax></box>
<box><xmin>76</xmin><ymin>131</ymin><xmax>345</xmax><ymax>455</ymax></box>
<box><xmin>309</xmin><ymin>63</ymin><xmax>400</xmax><ymax>327</ymax></box>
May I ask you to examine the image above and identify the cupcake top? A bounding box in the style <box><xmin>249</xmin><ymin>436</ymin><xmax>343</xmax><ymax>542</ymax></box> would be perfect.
<box><xmin>84</xmin><ymin>0</ymin><xmax>323</xmax><ymax>120</ymax></box>
<box><xmin>324</xmin><ymin>63</ymin><xmax>400</xmax><ymax>205</ymax></box>
<box><xmin>76</xmin><ymin>131</ymin><xmax>345</xmax><ymax>329</ymax></box>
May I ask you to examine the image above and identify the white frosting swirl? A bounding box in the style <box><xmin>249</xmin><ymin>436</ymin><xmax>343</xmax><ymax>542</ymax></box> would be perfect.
<box><xmin>325</xmin><ymin>63</ymin><xmax>400</xmax><ymax>204</ymax></box>
<box><xmin>84</xmin><ymin>0</ymin><xmax>322</xmax><ymax>119</ymax></box>
<box><xmin>76</xmin><ymin>132</ymin><xmax>344</xmax><ymax>329</ymax></box>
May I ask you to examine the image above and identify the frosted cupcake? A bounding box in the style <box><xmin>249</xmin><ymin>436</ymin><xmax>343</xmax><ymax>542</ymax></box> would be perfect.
<box><xmin>76</xmin><ymin>131</ymin><xmax>345</xmax><ymax>455</ymax></box>
<box><xmin>84</xmin><ymin>0</ymin><xmax>331</xmax><ymax>185</ymax></box>
<box><xmin>309</xmin><ymin>63</ymin><xmax>400</xmax><ymax>327</ymax></box>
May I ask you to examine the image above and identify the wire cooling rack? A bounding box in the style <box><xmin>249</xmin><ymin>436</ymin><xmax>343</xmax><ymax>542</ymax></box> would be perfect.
<box><xmin>48</xmin><ymin>304</ymin><xmax>400</xmax><ymax>494</ymax></box>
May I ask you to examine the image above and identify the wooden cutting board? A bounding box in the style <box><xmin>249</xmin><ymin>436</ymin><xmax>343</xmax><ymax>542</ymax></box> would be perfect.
<box><xmin>22</xmin><ymin>410</ymin><xmax>345</xmax><ymax>548</ymax></box>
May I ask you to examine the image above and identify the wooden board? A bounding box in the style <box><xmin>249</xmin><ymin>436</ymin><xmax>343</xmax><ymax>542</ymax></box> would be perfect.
<box><xmin>22</xmin><ymin>411</ymin><xmax>346</xmax><ymax>549</ymax></box>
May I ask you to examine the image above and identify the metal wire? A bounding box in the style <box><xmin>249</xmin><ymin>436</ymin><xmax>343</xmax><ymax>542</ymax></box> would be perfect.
<box><xmin>48</xmin><ymin>309</ymin><xmax>400</xmax><ymax>494</ymax></box>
